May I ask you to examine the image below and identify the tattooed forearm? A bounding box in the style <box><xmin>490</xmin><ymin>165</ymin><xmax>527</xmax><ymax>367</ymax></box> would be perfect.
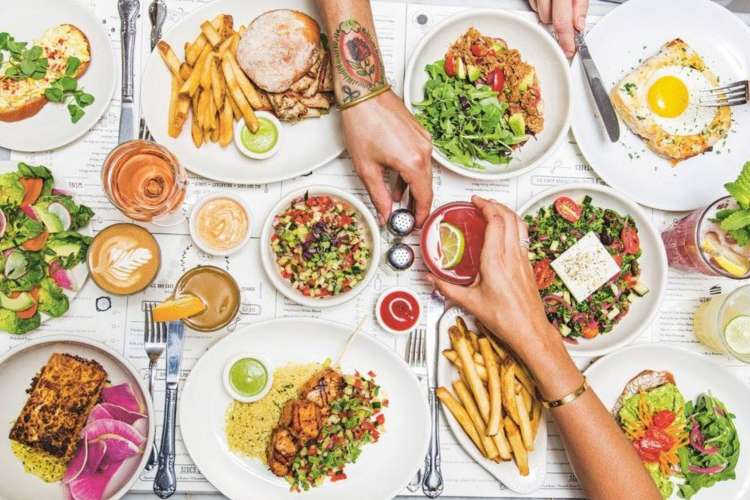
<box><xmin>331</xmin><ymin>19</ymin><xmax>386</xmax><ymax>103</ymax></box>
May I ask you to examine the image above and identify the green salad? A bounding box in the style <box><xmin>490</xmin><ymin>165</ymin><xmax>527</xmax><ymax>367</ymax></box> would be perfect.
<box><xmin>0</xmin><ymin>163</ymin><xmax>93</xmax><ymax>334</ymax></box>
<box><xmin>524</xmin><ymin>195</ymin><xmax>648</xmax><ymax>341</ymax></box>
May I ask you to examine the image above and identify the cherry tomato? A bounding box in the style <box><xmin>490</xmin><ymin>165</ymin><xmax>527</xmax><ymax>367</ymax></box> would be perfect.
<box><xmin>652</xmin><ymin>410</ymin><xmax>676</xmax><ymax>429</ymax></box>
<box><xmin>581</xmin><ymin>321</ymin><xmax>600</xmax><ymax>339</ymax></box>
<box><xmin>470</xmin><ymin>43</ymin><xmax>485</xmax><ymax>57</ymax></box>
<box><xmin>554</xmin><ymin>196</ymin><xmax>582</xmax><ymax>223</ymax></box>
<box><xmin>622</xmin><ymin>225</ymin><xmax>640</xmax><ymax>254</ymax></box>
<box><xmin>444</xmin><ymin>55</ymin><xmax>457</xmax><ymax>77</ymax></box>
<box><xmin>533</xmin><ymin>259</ymin><xmax>556</xmax><ymax>290</ymax></box>
<box><xmin>486</xmin><ymin>68</ymin><xmax>505</xmax><ymax>93</ymax></box>
<box><xmin>622</xmin><ymin>273</ymin><xmax>638</xmax><ymax>288</ymax></box>
<box><xmin>633</xmin><ymin>437</ymin><xmax>662</xmax><ymax>463</ymax></box>
<box><xmin>613</xmin><ymin>254</ymin><xmax>623</xmax><ymax>267</ymax></box>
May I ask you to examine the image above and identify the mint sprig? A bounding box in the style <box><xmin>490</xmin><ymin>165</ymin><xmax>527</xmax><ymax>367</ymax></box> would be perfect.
<box><xmin>43</xmin><ymin>57</ymin><xmax>94</xmax><ymax>123</ymax></box>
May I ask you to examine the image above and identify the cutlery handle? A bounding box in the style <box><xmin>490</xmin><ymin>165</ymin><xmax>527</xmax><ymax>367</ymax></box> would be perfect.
<box><xmin>118</xmin><ymin>0</ymin><xmax>139</xmax><ymax>102</ymax></box>
<box><xmin>407</xmin><ymin>468</ymin><xmax>422</xmax><ymax>492</ymax></box>
<box><xmin>422</xmin><ymin>387</ymin><xmax>444</xmax><ymax>498</ymax></box>
<box><xmin>145</xmin><ymin>359</ymin><xmax>158</xmax><ymax>470</ymax></box>
<box><xmin>149</xmin><ymin>0</ymin><xmax>167</xmax><ymax>51</ymax></box>
<box><xmin>153</xmin><ymin>383</ymin><xmax>178</xmax><ymax>498</ymax></box>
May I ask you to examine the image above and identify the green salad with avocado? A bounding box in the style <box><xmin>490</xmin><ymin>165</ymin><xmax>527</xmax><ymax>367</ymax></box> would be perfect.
<box><xmin>0</xmin><ymin>163</ymin><xmax>93</xmax><ymax>334</ymax></box>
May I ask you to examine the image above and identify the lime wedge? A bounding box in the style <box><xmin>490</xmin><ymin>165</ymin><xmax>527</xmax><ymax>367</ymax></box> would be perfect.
<box><xmin>439</xmin><ymin>222</ymin><xmax>465</xmax><ymax>270</ymax></box>
<box><xmin>725</xmin><ymin>315</ymin><xmax>750</xmax><ymax>354</ymax></box>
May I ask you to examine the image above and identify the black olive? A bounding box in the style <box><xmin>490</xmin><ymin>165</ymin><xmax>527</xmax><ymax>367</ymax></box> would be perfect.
<box><xmin>459</xmin><ymin>95</ymin><xmax>470</xmax><ymax>111</ymax></box>
<box><xmin>599</xmin><ymin>232</ymin><xmax>613</xmax><ymax>245</ymax></box>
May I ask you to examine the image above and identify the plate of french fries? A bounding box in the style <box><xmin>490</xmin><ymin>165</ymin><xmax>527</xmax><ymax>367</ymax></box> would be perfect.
<box><xmin>437</xmin><ymin>308</ymin><xmax>547</xmax><ymax>493</ymax></box>
<box><xmin>140</xmin><ymin>0</ymin><xmax>344</xmax><ymax>185</ymax></box>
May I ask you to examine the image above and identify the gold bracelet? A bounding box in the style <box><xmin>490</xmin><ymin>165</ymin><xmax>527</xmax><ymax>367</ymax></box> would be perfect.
<box><xmin>337</xmin><ymin>83</ymin><xmax>392</xmax><ymax>111</ymax></box>
<box><xmin>541</xmin><ymin>376</ymin><xmax>588</xmax><ymax>409</ymax></box>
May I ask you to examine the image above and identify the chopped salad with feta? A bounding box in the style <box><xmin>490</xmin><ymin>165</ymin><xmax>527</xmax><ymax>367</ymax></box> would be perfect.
<box><xmin>523</xmin><ymin>195</ymin><xmax>649</xmax><ymax>342</ymax></box>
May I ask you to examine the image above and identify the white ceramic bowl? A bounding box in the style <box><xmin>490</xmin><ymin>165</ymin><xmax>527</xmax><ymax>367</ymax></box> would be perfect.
<box><xmin>260</xmin><ymin>186</ymin><xmax>381</xmax><ymax>308</ymax></box>
<box><xmin>189</xmin><ymin>192</ymin><xmax>252</xmax><ymax>256</ymax></box>
<box><xmin>233</xmin><ymin>111</ymin><xmax>282</xmax><ymax>160</ymax></box>
<box><xmin>404</xmin><ymin>9</ymin><xmax>572</xmax><ymax>180</ymax></box>
<box><xmin>222</xmin><ymin>354</ymin><xmax>273</xmax><ymax>403</ymax></box>
<box><xmin>519</xmin><ymin>184</ymin><xmax>668</xmax><ymax>357</ymax></box>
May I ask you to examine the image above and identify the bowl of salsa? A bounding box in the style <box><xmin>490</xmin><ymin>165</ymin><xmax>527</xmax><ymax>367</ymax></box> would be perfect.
<box><xmin>376</xmin><ymin>287</ymin><xmax>422</xmax><ymax>334</ymax></box>
<box><xmin>421</xmin><ymin>202</ymin><xmax>487</xmax><ymax>286</ymax></box>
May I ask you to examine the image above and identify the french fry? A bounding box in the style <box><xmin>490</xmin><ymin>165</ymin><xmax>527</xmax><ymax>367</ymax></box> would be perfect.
<box><xmin>519</xmin><ymin>385</ymin><xmax>533</xmax><ymax>414</ymax></box>
<box><xmin>450</xmin><ymin>329</ymin><xmax>490</xmax><ymax>421</ymax></box>
<box><xmin>504</xmin><ymin>417</ymin><xmax>529</xmax><ymax>476</ymax></box>
<box><xmin>167</xmin><ymin>75</ymin><xmax>181</xmax><ymax>138</ymax></box>
<box><xmin>436</xmin><ymin>387</ymin><xmax>484</xmax><ymax>455</ymax></box>
<box><xmin>230</xmin><ymin>33</ymin><xmax>240</xmax><ymax>56</ymax></box>
<box><xmin>179</xmin><ymin>62</ymin><xmax>192</xmax><ymax>82</ymax></box>
<box><xmin>174</xmin><ymin>95</ymin><xmax>190</xmax><ymax>134</ymax></box>
<box><xmin>186</xmin><ymin>34</ymin><xmax>208</xmax><ymax>65</ymax></box>
<box><xmin>221</xmin><ymin>56</ymin><xmax>259</xmax><ymax>132</ymax></box>
<box><xmin>211</xmin><ymin>61</ymin><xmax>225</xmax><ymax>109</ymax></box>
<box><xmin>206</xmin><ymin>95</ymin><xmax>217</xmax><ymax>130</ymax></box>
<box><xmin>472</xmin><ymin>352</ymin><xmax>485</xmax><ymax>366</ymax></box>
<box><xmin>219</xmin><ymin>98</ymin><xmax>233</xmax><ymax>147</ymax></box>
<box><xmin>515</xmin><ymin>362</ymin><xmax>536</xmax><ymax>396</ymax></box>
<box><xmin>238</xmin><ymin>24</ymin><xmax>247</xmax><ymax>37</ymax></box>
<box><xmin>223</xmin><ymin>52</ymin><xmax>263</xmax><ymax>109</ymax></box>
<box><xmin>191</xmin><ymin>110</ymin><xmax>203</xmax><ymax>147</ymax></box>
<box><xmin>530</xmin><ymin>400</ymin><xmax>542</xmax><ymax>442</ymax></box>
<box><xmin>515</xmin><ymin>391</ymin><xmax>534</xmax><ymax>451</ymax></box>
<box><xmin>256</xmin><ymin>90</ymin><xmax>273</xmax><ymax>111</ymax></box>
<box><xmin>453</xmin><ymin>381</ymin><xmax>497</xmax><ymax>459</ymax></box>
<box><xmin>210</xmin><ymin>127</ymin><xmax>220</xmax><ymax>143</ymax></box>
<box><xmin>217</xmin><ymin>34</ymin><xmax>235</xmax><ymax>58</ymax></box>
<box><xmin>200</xmin><ymin>53</ymin><xmax>215</xmax><ymax>91</ymax></box>
<box><xmin>200</xmin><ymin>20</ymin><xmax>223</xmax><ymax>47</ymax></box>
<box><xmin>196</xmin><ymin>90</ymin><xmax>211</xmax><ymax>129</ymax></box>
<box><xmin>468</xmin><ymin>331</ymin><xmax>480</xmax><ymax>353</ymax></box>
<box><xmin>443</xmin><ymin>350</ymin><xmax>489</xmax><ymax>382</ymax></box>
<box><xmin>479</xmin><ymin>339</ymin><xmax>502</xmax><ymax>437</ymax></box>
<box><xmin>456</xmin><ymin>316</ymin><xmax>469</xmax><ymax>336</ymax></box>
<box><xmin>501</xmin><ymin>358</ymin><xmax>520</xmax><ymax>426</ymax></box>
<box><xmin>157</xmin><ymin>41</ymin><xmax>182</xmax><ymax>78</ymax></box>
<box><xmin>227</xmin><ymin>95</ymin><xmax>241</xmax><ymax>120</ymax></box>
<box><xmin>180</xmin><ymin>44</ymin><xmax>212</xmax><ymax>96</ymax></box>
<box><xmin>219</xmin><ymin>14</ymin><xmax>234</xmax><ymax>37</ymax></box>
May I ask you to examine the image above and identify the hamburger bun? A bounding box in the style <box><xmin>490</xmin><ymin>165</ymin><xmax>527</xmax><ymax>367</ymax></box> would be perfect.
<box><xmin>237</xmin><ymin>10</ymin><xmax>321</xmax><ymax>93</ymax></box>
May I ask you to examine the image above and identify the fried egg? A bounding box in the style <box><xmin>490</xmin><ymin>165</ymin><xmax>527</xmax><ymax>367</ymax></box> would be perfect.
<box><xmin>610</xmin><ymin>39</ymin><xmax>731</xmax><ymax>163</ymax></box>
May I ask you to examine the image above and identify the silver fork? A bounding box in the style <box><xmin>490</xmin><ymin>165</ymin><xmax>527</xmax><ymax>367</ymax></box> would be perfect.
<box><xmin>699</xmin><ymin>80</ymin><xmax>748</xmax><ymax>107</ymax></box>
<box><xmin>404</xmin><ymin>328</ymin><xmax>426</xmax><ymax>492</ymax></box>
<box><xmin>138</xmin><ymin>0</ymin><xmax>166</xmax><ymax>142</ymax></box>
<box><xmin>144</xmin><ymin>302</ymin><xmax>167</xmax><ymax>470</ymax></box>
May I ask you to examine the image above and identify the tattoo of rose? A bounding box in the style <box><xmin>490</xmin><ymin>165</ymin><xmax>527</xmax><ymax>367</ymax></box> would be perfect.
<box><xmin>346</xmin><ymin>38</ymin><xmax>372</xmax><ymax>62</ymax></box>
<box><xmin>332</xmin><ymin>19</ymin><xmax>384</xmax><ymax>89</ymax></box>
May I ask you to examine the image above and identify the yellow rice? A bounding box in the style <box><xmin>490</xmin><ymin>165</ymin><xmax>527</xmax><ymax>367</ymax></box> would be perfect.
<box><xmin>225</xmin><ymin>362</ymin><xmax>322</xmax><ymax>463</ymax></box>
<box><xmin>10</xmin><ymin>440</ymin><xmax>67</xmax><ymax>482</ymax></box>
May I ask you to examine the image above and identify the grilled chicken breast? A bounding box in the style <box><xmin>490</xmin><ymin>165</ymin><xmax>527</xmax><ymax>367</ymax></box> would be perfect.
<box><xmin>0</xmin><ymin>24</ymin><xmax>91</xmax><ymax>122</ymax></box>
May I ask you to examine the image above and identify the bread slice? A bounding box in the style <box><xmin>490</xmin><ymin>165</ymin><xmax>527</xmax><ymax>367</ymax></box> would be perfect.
<box><xmin>611</xmin><ymin>369</ymin><xmax>675</xmax><ymax>418</ymax></box>
<box><xmin>0</xmin><ymin>24</ymin><xmax>91</xmax><ymax>122</ymax></box>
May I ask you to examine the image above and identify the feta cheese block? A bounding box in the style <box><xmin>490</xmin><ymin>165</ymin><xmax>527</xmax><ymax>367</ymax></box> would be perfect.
<box><xmin>551</xmin><ymin>232</ymin><xmax>620</xmax><ymax>303</ymax></box>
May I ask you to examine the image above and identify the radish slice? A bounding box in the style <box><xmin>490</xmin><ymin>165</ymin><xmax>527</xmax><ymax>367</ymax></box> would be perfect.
<box><xmin>68</xmin><ymin>461</ymin><xmax>124</xmax><ymax>500</ymax></box>
<box><xmin>20</xmin><ymin>205</ymin><xmax>37</xmax><ymax>220</ymax></box>
<box><xmin>99</xmin><ymin>402</ymin><xmax>146</xmax><ymax>424</ymax></box>
<box><xmin>101</xmin><ymin>383</ymin><xmax>142</xmax><ymax>413</ymax></box>
<box><xmin>63</xmin><ymin>436</ymin><xmax>88</xmax><ymax>484</ymax></box>
<box><xmin>87</xmin><ymin>404</ymin><xmax>114</xmax><ymax>424</ymax></box>
<box><xmin>48</xmin><ymin>202</ymin><xmax>71</xmax><ymax>230</ymax></box>
<box><xmin>99</xmin><ymin>435</ymin><xmax>140</xmax><ymax>465</ymax></box>
<box><xmin>0</xmin><ymin>209</ymin><xmax>6</xmax><ymax>238</ymax></box>
<box><xmin>49</xmin><ymin>260</ymin><xmax>74</xmax><ymax>290</ymax></box>
<box><xmin>82</xmin><ymin>418</ymin><xmax>145</xmax><ymax>446</ymax></box>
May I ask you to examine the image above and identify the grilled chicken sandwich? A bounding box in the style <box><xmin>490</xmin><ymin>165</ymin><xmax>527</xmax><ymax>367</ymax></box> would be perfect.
<box><xmin>0</xmin><ymin>24</ymin><xmax>91</xmax><ymax>122</ymax></box>
<box><xmin>237</xmin><ymin>9</ymin><xmax>333</xmax><ymax>122</ymax></box>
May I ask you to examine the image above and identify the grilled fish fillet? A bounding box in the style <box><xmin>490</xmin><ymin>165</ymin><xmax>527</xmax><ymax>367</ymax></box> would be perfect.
<box><xmin>9</xmin><ymin>353</ymin><xmax>107</xmax><ymax>462</ymax></box>
<box><xmin>0</xmin><ymin>24</ymin><xmax>91</xmax><ymax>122</ymax></box>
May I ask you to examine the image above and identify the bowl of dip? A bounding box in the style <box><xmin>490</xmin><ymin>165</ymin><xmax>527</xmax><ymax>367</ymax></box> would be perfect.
<box><xmin>174</xmin><ymin>266</ymin><xmax>240</xmax><ymax>332</ymax></box>
<box><xmin>222</xmin><ymin>354</ymin><xmax>272</xmax><ymax>403</ymax></box>
<box><xmin>234</xmin><ymin>111</ymin><xmax>281</xmax><ymax>160</ymax></box>
<box><xmin>376</xmin><ymin>287</ymin><xmax>422</xmax><ymax>334</ymax></box>
<box><xmin>189</xmin><ymin>193</ymin><xmax>251</xmax><ymax>256</ymax></box>
<box><xmin>87</xmin><ymin>223</ymin><xmax>162</xmax><ymax>295</ymax></box>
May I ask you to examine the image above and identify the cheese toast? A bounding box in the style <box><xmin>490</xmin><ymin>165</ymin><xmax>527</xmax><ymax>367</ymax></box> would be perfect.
<box><xmin>9</xmin><ymin>353</ymin><xmax>107</xmax><ymax>461</ymax></box>
<box><xmin>0</xmin><ymin>24</ymin><xmax>91</xmax><ymax>122</ymax></box>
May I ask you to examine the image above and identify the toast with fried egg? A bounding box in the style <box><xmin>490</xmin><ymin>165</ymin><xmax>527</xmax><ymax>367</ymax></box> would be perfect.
<box><xmin>610</xmin><ymin>38</ymin><xmax>731</xmax><ymax>163</ymax></box>
<box><xmin>0</xmin><ymin>24</ymin><xmax>91</xmax><ymax>122</ymax></box>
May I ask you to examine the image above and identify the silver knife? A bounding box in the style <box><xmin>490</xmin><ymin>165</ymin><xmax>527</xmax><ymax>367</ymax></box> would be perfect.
<box><xmin>421</xmin><ymin>320</ymin><xmax>444</xmax><ymax>497</ymax></box>
<box><xmin>153</xmin><ymin>321</ymin><xmax>185</xmax><ymax>498</ymax></box>
<box><xmin>118</xmin><ymin>0</ymin><xmax>139</xmax><ymax>144</ymax></box>
<box><xmin>575</xmin><ymin>31</ymin><xmax>620</xmax><ymax>142</ymax></box>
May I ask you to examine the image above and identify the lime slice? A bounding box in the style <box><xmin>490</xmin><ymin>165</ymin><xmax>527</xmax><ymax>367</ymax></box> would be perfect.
<box><xmin>725</xmin><ymin>316</ymin><xmax>750</xmax><ymax>354</ymax></box>
<box><xmin>439</xmin><ymin>222</ymin><xmax>465</xmax><ymax>270</ymax></box>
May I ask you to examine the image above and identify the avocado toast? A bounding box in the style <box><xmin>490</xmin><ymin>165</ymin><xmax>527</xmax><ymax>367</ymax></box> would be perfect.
<box><xmin>0</xmin><ymin>162</ymin><xmax>93</xmax><ymax>334</ymax></box>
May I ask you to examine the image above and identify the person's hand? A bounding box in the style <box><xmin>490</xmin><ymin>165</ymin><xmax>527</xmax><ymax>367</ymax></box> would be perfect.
<box><xmin>426</xmin><ymin>196</ymin><xmax>561</xmax><ymax>362</ymax></box>
<box><xmin>341</xmin><ymin>90</ymin><xmax>433</xmax><ymax>226</ymax></box>
<box><xmin>529</xmin><ymin>0</ymin><xmax>589</xmax><ymax>58</ymax></box>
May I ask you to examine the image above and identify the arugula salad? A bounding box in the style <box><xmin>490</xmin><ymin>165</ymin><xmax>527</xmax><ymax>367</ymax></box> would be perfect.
<box><xmin>524</xmin><ymin>195</ymin><xmax>648</xmax><ymax>341</ymax></box>
<box><xmin>413</xmin><ymin>27</ymin><xmax>543</xmax><ymax>170</ymax></box>
<box><xmin>0</xmin><ymin>162</ymin><xmax>93</xmax><ymax>334</ymax></box>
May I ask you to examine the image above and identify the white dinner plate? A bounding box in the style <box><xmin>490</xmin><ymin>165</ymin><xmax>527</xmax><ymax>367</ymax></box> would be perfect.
<box><xmin>179</xmin><ymin>318</ymin><xmax>430</xmax><ymax>500</ymax></box>
<box><xmin>585</xmin><ymin>344</ymin><xmax>750</xmax><ymax>500</ymax></box>
<box><xmin>519</xmin><ymin>184</ymin><xmax>668</xmax><ymax>357</ymax></box>
<box><xmin>0</xmin><ymin>0</ymin><xmax>117</xmax><ymax>152</ymax></box>
<box><xmin>571</xmin><ymin>0</ymin><xmax>750</xmax><ymax>211</ymax></box>
<box><xmin>260</xmin><ymin>186</ymin><xmax>381</xmax><ymax>308</ymax></box>
<box><xmin>140</xmin><ymin>0</ymin><xmax>344</xmax><ymax>184</ymax></box>
<box><xmin>404</xmin><ymin>9</ymin><xmax>572</xmax><ymax>181</ymax></box>
<box><xmin>437</xmin><ymin>307</ymin><xmax>547</xmax><ymax>494</ymax></box>
<box><xmin>0</xmin><ymin>161</ymin><xmax>91</xmax><ymax>331</ymax></box>
<box><xmin>0</xmin><ymin>335</ymin><xmax>154</xmax><ymax>500</ymax></box>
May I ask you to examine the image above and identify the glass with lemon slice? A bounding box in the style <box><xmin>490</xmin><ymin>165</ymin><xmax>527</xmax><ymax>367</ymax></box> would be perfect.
<box><xmin>662</xmin><ymin>196</ymin><xmax>750</xmax><ymax>279</ymax></box>
<box><xmin>420</xmin><ymin>202</ymin><xmax>486</xmax><ymax>285</ymax></box>
<box><xmin>693</xmin><ymin>284</ymin><xmax>750</xmax><ymax>363</ymax></box>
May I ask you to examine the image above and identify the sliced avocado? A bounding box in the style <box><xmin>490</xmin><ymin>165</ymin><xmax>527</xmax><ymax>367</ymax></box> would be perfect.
<box><xmin>456</xmin><ymin>57</ymin><xmax>467</xmax><ymax>80</ymax></box>
<box><xmin>509</xmin><ymin>112</ymin><xmax>526</xmax><ymax>136</ymax></box>
<box><xmin>49</xmin><ymin>241</ymin><xmax>81</xmax><ymax>259</ymax></box>
<box><xmin>518</xmin><ymin>69</ymin><xmax>535</xmax><ymax>92</ymax></box>
<box><xmin>0</xmin><ymin>292</ymin><xmax>34</xmax><ymax>311</ymax></box>
<box><xmin>491</xmin><ymin>41</ymin><xmax>506</xmax><ymax>53</ymax></box>
<box><xmin>632</xmin><ymin>282</ymin><xmax>650</xmax><ymax>297</ymax></box>
<box><xmin>559</xmin><ymin>324</ymin><xmax>572</xmax><ymax>336</ymax></box>
<box><xmin>4</xmin><ymin>250</ymin><xmax>27</xmax><ymax>280</ymax></box>
<box><xmin>33</xmin><ymin>207</ymin><xmax>64</xmax><ymax>233</ymax></box>
<box><xmin>467</xmin><ymin>64</ymin><xmax>482</xmax><ymax>82</ymax></box>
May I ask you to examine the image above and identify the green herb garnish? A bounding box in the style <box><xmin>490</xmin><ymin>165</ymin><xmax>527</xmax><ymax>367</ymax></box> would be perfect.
<box><xmin>43</xmin><ymin>57</ymin><xmax>94</xmax><ymax>123</ymax></box>
<box><xmin>0</xmin><ymin>32</ymin><xmax>48</xmax><ymax>80</ymax></box>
